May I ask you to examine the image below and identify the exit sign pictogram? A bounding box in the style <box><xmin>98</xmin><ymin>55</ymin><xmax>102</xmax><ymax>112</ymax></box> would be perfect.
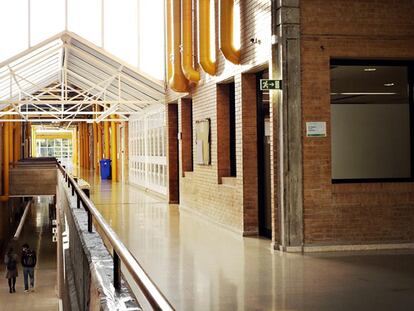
<box><xmin>260</xmin><ymin>79</ymin><xmax>282</xmax><ymax>90</ymax></box>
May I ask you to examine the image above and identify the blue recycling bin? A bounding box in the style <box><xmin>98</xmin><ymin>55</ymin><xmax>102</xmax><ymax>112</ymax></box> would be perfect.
<box><xmin>99</xmin><ymin>159</ymin><xmax>112</xmax><ymax>180</ymax></box>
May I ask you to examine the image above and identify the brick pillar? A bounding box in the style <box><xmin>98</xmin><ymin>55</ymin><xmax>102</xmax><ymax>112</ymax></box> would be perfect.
<box><xmin>167</xmin><ymin>103</ymin><xmax>179</xmax><ymax>204</ymax></box>
<box><xmin>239</xmin><ymin>73</ymin><xmax>259</xmax><ymax>234</ymax></box>
<box><xmin>180</xmin><ymin>98</ymin><xmax>193</xmax><ymax>176</ymax></box>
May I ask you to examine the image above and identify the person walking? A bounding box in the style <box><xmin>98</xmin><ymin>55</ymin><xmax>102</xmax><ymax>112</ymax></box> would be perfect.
<box><xmin>21</xmin><ymin>244</ymin><xmax>36</xmax><ymax>292</ymax></box>
<box><xmin>4</xmin><ymin>247</ymin><xmax>18</xmax><ymax>293</ymax></box>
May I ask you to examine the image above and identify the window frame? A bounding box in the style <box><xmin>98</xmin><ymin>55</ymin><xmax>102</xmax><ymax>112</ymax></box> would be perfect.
<box><xmin>330</xmin><ymin>59</ymin><xmax>414</xmax><ymax>184</ymax></box>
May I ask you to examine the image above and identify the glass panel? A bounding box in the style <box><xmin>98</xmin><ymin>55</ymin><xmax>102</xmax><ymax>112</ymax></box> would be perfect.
<box><xmin>331</xmin><ymin>64</ymin><xmax>410</xmax><ymax>180</ymax></box>
<box><xmin>31</xmin><ymin>0</ymin><xmax>65</xmax><ymax>45</ymax></box>
<box><xmin>68</xmin><ymin>0</ymin><xmax>102</xmax><ymax>46</ymax></box>
<box><xmin>104</xmin><ymin>0</ymin><xmax>138</xmax><ymax>67</ymax></box>
<box><xmin>0</xmin><ymin>1</ymin><xmax>28</xmax><ymax>62</ymax></box>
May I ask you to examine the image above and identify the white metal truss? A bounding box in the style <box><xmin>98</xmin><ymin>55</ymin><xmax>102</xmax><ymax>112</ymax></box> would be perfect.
<box><xmin>0</xmin><ymin>31</ymin><xmax>165</xmax><ymax>125</ymax></box>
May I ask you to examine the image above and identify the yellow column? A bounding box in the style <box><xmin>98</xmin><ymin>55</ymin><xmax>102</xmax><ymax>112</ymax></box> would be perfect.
<box><xmin>26</xmin><ymin>122</ymin><xmax>32</xmax><ymax>158</ymax></box>
<box><xmin>72</xmin><ymin>127</ymin><xmax>78</xmax><ymax>168</ymax></box>
<box><xmin>97</xmin><ymin>123</ymin><xmax>102</xmax><ymax>174</ymax></box>
<box><xmin>82</xmin><ymin>123</ymin><xmax>86</xmax><ymax>169</ymax></box>
<box><xmin>104</xmin><ymin>120</ymin><xmax>110</xmax><ymax>159</ymax></box>
<box><xmin>3</xmin><ymin>120</ymin><xmax>9</xmax><ymax>196</ymax></box>
<box><xmin>9</xmin><ymin>117</ymin><xmax>14</xmax><ymax>165</ymax></box>
<box><xmin>93</xmin><ymin>121</ymin><xmax>97</xmax><ymax>171</ymax></box>
<box><xmin>79</xmin><ymin>124</ymin><xmax>83</xmax><ymax>168</ymax></box>
<box><xmin>110</xmin><ymin>117</ymin><xmax>117</xmax><ymax>182</ymax></box>
<box><xmin>31</xmin><ymin>127</ymin><xmax>37</xmax><ymax>157</ymax></box>
<box><xmin>85</xmin><ymin>124</ymin><xmax>90</xmax><ymax>169</ymax></box>
<box><xmin>14</xmin><ymin>122</ymin><xmax>20</xmax><ymax>161</ymax></box>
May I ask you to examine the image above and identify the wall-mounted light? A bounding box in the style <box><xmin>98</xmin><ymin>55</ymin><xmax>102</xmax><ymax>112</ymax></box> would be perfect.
<box><xmin>384</xmin><ymin>82</ymin><xmax>395</xmax><ymax>87</ymax></box>
<box><xmin>364</xmin><ymin>68</ymin><xmax>377</xmax><ymax>72</ymax></box>
<box><xmin>250</xmin><ymin>37</ymin><xmax>261</xmax><ymax>44</ymax></box>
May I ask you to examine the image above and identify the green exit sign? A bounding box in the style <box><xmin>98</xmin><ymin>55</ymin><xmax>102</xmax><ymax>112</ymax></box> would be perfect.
<box><xmin>260</xmin><ymin>79</ymin><xmax>282</xmax><ymax>90</ymax></box>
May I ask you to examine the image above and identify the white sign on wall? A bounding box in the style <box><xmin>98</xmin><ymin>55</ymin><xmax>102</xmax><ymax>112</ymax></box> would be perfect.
<box><xmin>306</xmin><ymin>122</ymin><xmax>327</xmax><ymax>137</ymax></box>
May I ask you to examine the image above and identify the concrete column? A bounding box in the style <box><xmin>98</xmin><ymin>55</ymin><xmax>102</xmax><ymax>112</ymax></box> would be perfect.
<box><xmin>270</xmin><ymin>0</ymin><xmax>303</xmax><ymax>251</ymax></box>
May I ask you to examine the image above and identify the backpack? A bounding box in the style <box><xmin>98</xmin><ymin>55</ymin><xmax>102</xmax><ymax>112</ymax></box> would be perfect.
<box><xmin>25</xmin><ymin>251</ymin><xmax>36</xmax><ymax>267</ymax></box>
<box><xmin>7</xmin><ymin>258</ymin><xmax>16</xmax><ymax>270</ymax></box>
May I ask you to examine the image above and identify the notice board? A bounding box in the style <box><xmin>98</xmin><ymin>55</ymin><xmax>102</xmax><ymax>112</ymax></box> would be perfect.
<box><xmin>195</xmin><ymin>118</ymin><xmax>210</xmax><ymax>165</ymax></box>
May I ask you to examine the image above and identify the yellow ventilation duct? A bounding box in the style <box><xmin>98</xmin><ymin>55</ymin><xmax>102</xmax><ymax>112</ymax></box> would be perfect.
<box><xmin>219</xmin><ymin>0</ymin><xmax>240</xmax><ymax>64</ymax></box>
<box><xmin>182</xmin><ymin>0</ymin><xmax>200</xmax><ymax>82</ymax></box>
<box><xmin>198</xmin><ymin>0</ymin><xmax>216</xmax><ymax>75</ymax></box>
<box><xmin>168</xmin><ymin>0</ymin><xmax>189</xmax><ymax>92</ymax></box>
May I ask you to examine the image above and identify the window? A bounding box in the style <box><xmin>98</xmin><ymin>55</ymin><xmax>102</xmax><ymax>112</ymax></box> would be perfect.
<box><xmin>128</xmin><ymin>106</ymin><xmax>167</xmax><ymax>195</ymax></box>
<box><xmin>217</xmin><ymin>82</ymin><xmax>237</xmax><ymax>180</ymax></box>
<box><xmin>330</xmin><ymin>60</ymin><xmax>414</xmax><ymax>182</ymax></box>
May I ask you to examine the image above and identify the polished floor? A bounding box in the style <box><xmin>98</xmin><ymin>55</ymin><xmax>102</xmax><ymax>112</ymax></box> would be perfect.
<box><xmin>0</xmin><ymin>198</ymin><xmax>58</xmax><ymax>311</ymax></box>
<box><xmin>79</xmin><ymin>171</ymin><xmax>414</xmax><ymax>311</ymax></box>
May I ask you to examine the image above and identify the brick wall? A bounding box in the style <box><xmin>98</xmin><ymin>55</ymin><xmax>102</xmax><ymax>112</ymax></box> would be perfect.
<box><xmin>172</xmin><ymin>0</ymin><xmax>271</xmax><ymax>234</ymax></box>
<box><xmin>301</xmin><ymin>0</ymin><xmax>414</xmax><ymax>244</ymax></box>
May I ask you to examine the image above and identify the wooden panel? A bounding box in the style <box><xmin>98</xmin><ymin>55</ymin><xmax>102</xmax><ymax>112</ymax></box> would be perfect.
<box><xmin>10</xmin><ymin>167</ymin><xmax>57</xmax><ymax>195</ymax></box>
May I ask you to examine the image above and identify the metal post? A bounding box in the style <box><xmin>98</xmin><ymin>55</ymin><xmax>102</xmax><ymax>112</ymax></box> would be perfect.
<box><xmin>77</xmin><ymin>195</ymin><xmax>80</xmax><ymax>209</ymax></box>
<box><xmin>113</xmin><ymin>250</ymin><xmax>121</xmax><ymax>290</ymax></box>
<box><xmin>87</xmin><ymin>211</ymin><xmax>93</xmax><ymax>233</ymax></box>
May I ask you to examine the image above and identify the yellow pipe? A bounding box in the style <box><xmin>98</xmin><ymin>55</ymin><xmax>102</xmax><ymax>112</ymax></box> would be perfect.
<box><xmin>110</xmin><ymin>117</ymin><xmax>117</xmax><ymax>182</ymax></box>
<box><xmin>168</xmin><ymin>0</ymin><xmax>189</xmax><ymax>92</ymax></box>
<box><xmin>104</xmin><ymin>121</ymin><xmax>110</xmax><ymax>159</ymax></box>
<box><xmin>3</xmin><ymin>121</ymin><xmax>9</xmax><ymax>196</ymax></box>
<box><xmin>182</xmin><ymin>0</ymin><xmax>200</xmax><ymax>82</ymax></box>
<box><xmin>198</xmin><ymin>0</ymin><xmax>217</xmax><ymax>75</ymax></box>
<box><xmin>219</xmin><ymin>0</ymin><xmax>240</xmax><ymax>64</ymax></box>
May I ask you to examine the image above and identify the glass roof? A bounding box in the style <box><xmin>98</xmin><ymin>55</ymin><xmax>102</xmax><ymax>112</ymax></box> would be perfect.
<box><xmin>0</xmin><ymin>0</ymin><xmax>165</xmax><ymax>81</ymax></box>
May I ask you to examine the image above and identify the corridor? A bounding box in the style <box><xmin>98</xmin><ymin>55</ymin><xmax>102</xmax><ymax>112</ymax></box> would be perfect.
<box><xmin>78</xmin><ymin>171</ymin><xmax>414</xmax><ymax>311</ymax></box>
<box><xmin>0</xmin><ymin>198</ymin><xmax>58</xmax><ymax>310</ymax></box>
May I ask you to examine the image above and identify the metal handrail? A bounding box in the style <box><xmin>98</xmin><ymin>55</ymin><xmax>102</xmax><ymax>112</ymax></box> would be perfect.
<box><xmin>57</xmin><ymin>163</ymin><xmax>174</xmax><ymax>311</ymax></box>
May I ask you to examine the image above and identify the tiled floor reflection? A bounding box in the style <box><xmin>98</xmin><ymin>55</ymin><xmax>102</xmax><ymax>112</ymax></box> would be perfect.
<box><xmin>0</xmin><ymin>197</ymin><xmax>58</xmax><ymax>311</ymax></box>
<box><xmin>80</xmin><ymin>170</ymin><xmax>414</xmax><ymax>311</ymax></box>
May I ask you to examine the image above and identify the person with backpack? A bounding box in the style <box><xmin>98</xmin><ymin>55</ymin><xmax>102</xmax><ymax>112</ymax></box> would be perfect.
<box><xmin>21</xmin><ymin>243</ymin><xmax>36</xmax><ymax>292</ymax></box>
<box><xmin>4</xmin><ymin>247</ymin><xmax>18</xmax><ymax>293</ymax></box>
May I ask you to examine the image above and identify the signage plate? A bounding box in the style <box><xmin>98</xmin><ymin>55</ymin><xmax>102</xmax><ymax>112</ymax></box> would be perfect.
<box><xmin>306</xmin><ymin>122</ymin><xmax>327</xmax><ymax>137</ymax></box>
<box><xmin>260</xmin><ymin>79</ymin><xmax>282</xmax><ymax>90</ymax></box>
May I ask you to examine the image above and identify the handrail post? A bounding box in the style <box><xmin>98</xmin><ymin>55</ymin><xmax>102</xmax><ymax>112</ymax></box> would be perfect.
<box><xmin>84</xmin><ymin>189</ymin><xmax>93</xmax><ymax>233</ymax></box>
<box><xmin>72</xmin><ymin>178</ymin><xmax>77</xmax><ymax>196</ymax></box>
<box><xmin>113</xmin><ymin>250</ymin><xmax>121</xmax><ymax>291</ymax></box>
<box><xmin>87</xmin><ymin>211</ymin><xmax>93</xmax><ymax>233</ymax></box>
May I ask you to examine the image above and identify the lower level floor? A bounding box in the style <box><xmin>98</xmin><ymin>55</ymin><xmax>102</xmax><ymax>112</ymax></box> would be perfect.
<box><xmin>0</xmin><ymin>197</ymin><xmax>57</xmax><ymax>311</ymax></box>
<box><xmin>79</xmin><ymin>170</ymin><xmax>414</xmax><ymax>310</ymax></box>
